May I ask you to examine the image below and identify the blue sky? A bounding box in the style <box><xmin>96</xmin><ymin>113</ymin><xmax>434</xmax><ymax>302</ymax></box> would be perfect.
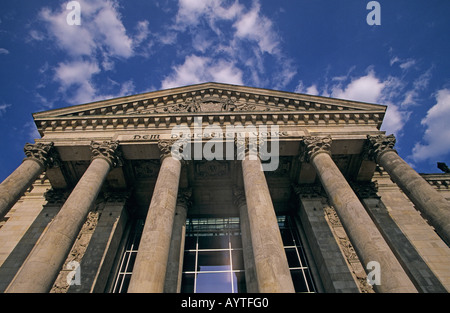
<box><xmin>0</xmin><ymin>0</ymin><xmax>449</xmax><ymax>181</ymax></box>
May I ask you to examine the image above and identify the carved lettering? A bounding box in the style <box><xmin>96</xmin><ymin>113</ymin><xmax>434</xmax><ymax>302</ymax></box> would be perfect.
<box><xmin>133</xmin><ymin>134</ymin><xmax>160</xmax><ymax>140</ymax></box>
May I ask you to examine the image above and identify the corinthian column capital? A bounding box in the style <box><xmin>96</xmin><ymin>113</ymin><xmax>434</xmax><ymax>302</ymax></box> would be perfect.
<box><xmin>366</xmin><ymin>134</ymin><xmax>397</xmax><ymax>163</ymax></box>
<box><xmin>23</xmin><ymin>142</ymin><xmax>57</xmax><ymax>168</ymax></box>
<box><xmin>158</xmin><ymin>139</ymin><xmax>176</xmax><ymax>161</ymax></box>
<box><xmin>234</xmin><ymin>135</ymin><xmax>265</xmax><ymax>160</ymax></box>
<box><xmin>158</xmin><ymin>138</ymin><xmax>188</xmax><ymax>162</ymax></box>
<box><xmin>90</xmin><ymin>141</ymin><xmax>122</xmax><ymax>168</ymax></box>
<box><xmin>301</xmin><ymin>136</ymin><xmax>332</xmax><ymax>162</ymax></box>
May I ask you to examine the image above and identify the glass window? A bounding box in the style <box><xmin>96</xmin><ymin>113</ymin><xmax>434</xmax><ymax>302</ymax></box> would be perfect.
<box><xmin>181</xmin><ymin>273</ymin><xmax>195</xmax><ymax>293</ymax></box>
<box><xmin>196</xmin><ymin>273</ymin><xmax>233</xmax><ymax>293</ymax></box>
<box><xmin>111</xmin><ymin>219</ymin><xmax>144</xmax><ymax>293</ymax></box>
<box><xmin>110</xmin><ymin>215</ymin><xmax>314</xmax><ymax>293</ymax></box>
<box><xmin>180</xmin><ymin>217</ymin><xmax>246</xmax><ymax>293</ymax></box>
<box><xmin>277</xmin><ymin>215</ymin><xmax>317</xmax><ymax>293</ymax></box>
<box><xmin>197</xmin><ymin>251</ymin><xmax>231</xmax><ymax>271</ymax></box>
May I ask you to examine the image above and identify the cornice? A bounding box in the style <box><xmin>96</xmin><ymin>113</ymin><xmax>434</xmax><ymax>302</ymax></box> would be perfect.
<box><xmin>33</xmin><ymin>82</ymin><xmax>386</xmax><ymax>117</ymax></box>
<box><xmin>33</xmin><ymin>82</ymin><xmax>387</xmax><ymax>135</ymax></box>
<box><xmin>34</xmin><ymin>110</ymin><xmax>385</xmax><ymax>134</ymax></box>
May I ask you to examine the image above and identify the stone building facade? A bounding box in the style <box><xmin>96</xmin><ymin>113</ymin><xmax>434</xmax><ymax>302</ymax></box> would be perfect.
<box><xmin>0</xmin><ymin>82</ymin><xmax>449</xmax><ymax>293</ymax></box>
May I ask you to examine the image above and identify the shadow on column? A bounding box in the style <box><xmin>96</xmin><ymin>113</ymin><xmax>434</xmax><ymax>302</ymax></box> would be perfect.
<box><xmin>0</xmin><ymin>190</ymin><xmax>66</xmax><ymax>292</ymax></box>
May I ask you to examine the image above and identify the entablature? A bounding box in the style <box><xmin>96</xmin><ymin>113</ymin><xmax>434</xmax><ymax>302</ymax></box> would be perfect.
<box><xmin>33</xmin><ymin>82</ymin><xmax>387</xmax><ymax>137</ymax></box>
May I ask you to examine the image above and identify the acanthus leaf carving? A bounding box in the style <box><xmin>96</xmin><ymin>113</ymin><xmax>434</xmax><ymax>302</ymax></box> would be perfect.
<box><xmin>300</xmin><ymin>136</ymin><xmax>332</xmax><ymax>162</ymax></box>
<box><xmin>24</xmin><ymin>142</ymin><xmax>59</xmax><ymax>168</ymax></box>
<box><xmin>90</xmin><ymin>140</ymin><xmax>122</xmax><ymax>168</ymax></box>
<box><xmin>366</xmin><ymin>134</ymin><xmax>397</xmax><ymax>162</ymax></box>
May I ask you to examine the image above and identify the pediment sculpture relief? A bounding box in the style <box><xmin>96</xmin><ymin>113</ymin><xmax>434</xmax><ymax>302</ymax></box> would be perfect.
<box><xmin>133</xmin><ymin>96</ymin><xmax>266</xmax><ymax>114</ymax></box>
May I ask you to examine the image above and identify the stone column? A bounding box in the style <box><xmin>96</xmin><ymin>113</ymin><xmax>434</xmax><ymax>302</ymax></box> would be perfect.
<box><xmin>233</xmin><ymin>187</ymin><xmax>259</xmax><ymax>293</ymax></box>
<box><xmin>367</xmin><ymin>134</ymin><xmax>450</xmax><ymax>245</ymax></box>
<box><xmin>0</xmin><ymin>142</ymin><xmax>56</xmax><ymax>220</ymax></box>
<box><xmin>303</xmin><ymin>136</ymin><xmax>417</xmax><ymax>293</ymax></box>
<box><xmin>164</xmin><ymin>188</ymin><xmax>191</xmax><ymax>293</ymax></box>
<box><xmin>5</xmin><ymin>141</ymin><xmax>121</xmax><ymax>293</ymax></box>
<box><xmin>352</xmin><ymin>181</ymin><xmax>447</xmax><ymax>293</ymax></box>
<box><xmin>293</xmin><ymin>184</ymin><xmax>361</xmax><ymax>293</ymax></box>
<box><xmin>238</xmin><ymin>137</ymin><xmax>295</xmax><ymax>293</ymax></box>
<box><xmin>127</xmin><ymin>140</ymin><xmax>183</xmax><ymax>293</ymax></box>
<box><xmin>68</xmin><ymin>191</ymin><xmax>130</xmax><ymax>293</ymax></box>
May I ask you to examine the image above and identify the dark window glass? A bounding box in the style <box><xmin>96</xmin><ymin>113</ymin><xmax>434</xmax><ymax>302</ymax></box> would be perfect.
<box><xmin>291</xmin><ymin>269</ymin><xmax>309</xmax><ymax>292</ymax></box>
<box><xmin>277</xmin><ymin>215</ymin><xmax>317</xmax><ymax>293</ymax></box>
<box><xmin>181</xmin><ymin>273</ymin><xmax>195</xmax><ymax>293</ymax></box>
<box><xmin>233</xmin><ymin>272</ymin><xmax>247</xmax><ymax>293</ymax></box>
<box><xmin>197</xmin><ymin>251</ymin><xmax>231</xmax><ymax>271</ymax></box>
<box><xmin>181</xmin><ymin>217</ymin><xmax>245</xmax><ymax>293</ymax></box>
<box><xmin>111</xmin><ymin>219</ymin><xmax>144</xmax><ymax>293</ymax></box>
<box><xmin>285</xmin><ymin>248</ymin><xmax>301</xmax><ymax>268</ymax></box>
<box><xmin>182</xmin><ymin>251</ymin><xmax>196</xmax><ymax>272</ymax></box>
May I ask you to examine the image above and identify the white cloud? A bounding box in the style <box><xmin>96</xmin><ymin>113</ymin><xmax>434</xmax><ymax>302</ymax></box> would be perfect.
<box><xmin>168</xmin><ymin>0</ymin><xmax>293</xmax><ymax>89</ymax></box>
<box><xmin>295</xmin><ymin>81</ymin><xmax>319</xmax><ymax>96</ymax></box>
<box><xmin>331</xmin><ymin>71</ymin><xmax>385</xmax><ymax>103</ymax></box>
<box><xmin>34</xmin><ymin>1</ymin><xmax>145</xmax><ymax>105</ymax></box>
<box><xmin>54</xmin><ymin>60</ymin><xmax>100</xmax><ymax>87</ymax></box>
<box><xmin>176</xmin><ymin>0</ymin><xmax>243</xmax><ymax>30</ymax></box>
<box><xmin>389</xmin><ymin>56</ymin><xmax>401</xmax><ymax>66</ymax></box>
<box><xmin>39</xmin><ymin>6</ymin><xmax>96</xmax><ymax>57</ymax></box>
<box><xmin>0</xmin><ymin>103</ymin><xmax>12</xmax><ymax>116</ymax></box>
<box><xmin>381</xmin><ymin>103</ymin><xmax>409</xmax><ymax>137</ymax></box>
<box><xmin>401</xmin><ymin>90</ymin><xmax>417</xmax><ymax>106</ymax></box>
<box><xmin>53</xmin><ymin>60</ymin><xmax>136</xmax><ymax>104</ymax></box>
<box><xmin>39</xmin><ymin>0</ymin><xmax>134</xmax><ymax>59</ymax></box>
<box><xmin>399</xmin><ymin>59</ymin><xmax>416</xmax><ymax>70</ymax></box>
<box><xmin>411</xmin><ymin>88</ymin><xmax>450</xmax><ymax>162</ymax></box>
<box><xmin>315</xmin><ymin>69</ymin><xmax>411</xmax><ymax>136</ymax></box>
<box><xmin>401</xmin><ymin>68</ymin><xmax>433</xmax><ymax>107</ymax></box>
<box><xmin>413</xmin><ymin>68</ymin><xmax>432</xmax><ymax>90</ymax></box>
<box><xmin>390</xmin><ymin>56</ymin><xmax>416</xmax><ymax>70</ymax></box>
<box><xmin>28</xmin><ymin>30</ymin><xmax>45</xmax><ymax>41</ymax></box>
<box><xmin>0</xmin><ymin>48</ymin><xmax>9</xmax><ymax>55</ymax></box>
<box><xmin>133</xmin><ymin>20</ymin><xmax>151</xmax><ymax>48</ymax></box>
<box><xmin>233</xmin><ymin>2</ymin><xmax>279</xmax><ymax>54</ymax></box>
<box><xmin>174</xmin><ymin>0</ymin><xmax>281</xmax><ymax>55</ymax></box>
<box><xmin>92</xmin><ymin>3</ymin><xmax>133</xmax><ymax>58</ymax></box>
<box><xmin>176</xmin><ymin>0</ymin><xmax>212</xmax><ymax>26</ymax></box>
<box><xmin>161</xmin><ymin>55</ymin><xmax>243</xmax><ymax>89</ymax></box>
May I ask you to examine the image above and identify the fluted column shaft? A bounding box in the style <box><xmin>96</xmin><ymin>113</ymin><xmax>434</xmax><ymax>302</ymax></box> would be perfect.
<box><xmin>0</xmin><ymin>143</ymin><xmax>55</xmax><ymax>220</ymax></box>
<box><xmin>304</xmin><ymin>136</ymin><xmax>417</xmax><ymax>293</ymax></box>
<box><xmin>127</xmin><ymin>140</ymin><xmax>182</xmax><ymax>293</ymax></box>
<box><xmin>240</xmin><ymin>146</ymin><xmax>295</xmax><ymax>293</ymax></box>
<box><xmin>6</xmin><ymin>141</ymin><xmax>120</xmax><ymax>293</ymax></box>
<box><xmin>368</xmin><ymin>134</ymin><xmax>450</xmax><ymax>245</ymax></box>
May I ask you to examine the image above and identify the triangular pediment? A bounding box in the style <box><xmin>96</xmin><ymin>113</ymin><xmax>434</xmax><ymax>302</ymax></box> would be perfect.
<box><xmin>33</xmin><ymin>82</ymin><xmax>387</xmax><ymax>133</ymax></box>
<box><xmin>34</xmin><ymin>82</ymin><xmax>386</xmax><ymax>118</ymax></box>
